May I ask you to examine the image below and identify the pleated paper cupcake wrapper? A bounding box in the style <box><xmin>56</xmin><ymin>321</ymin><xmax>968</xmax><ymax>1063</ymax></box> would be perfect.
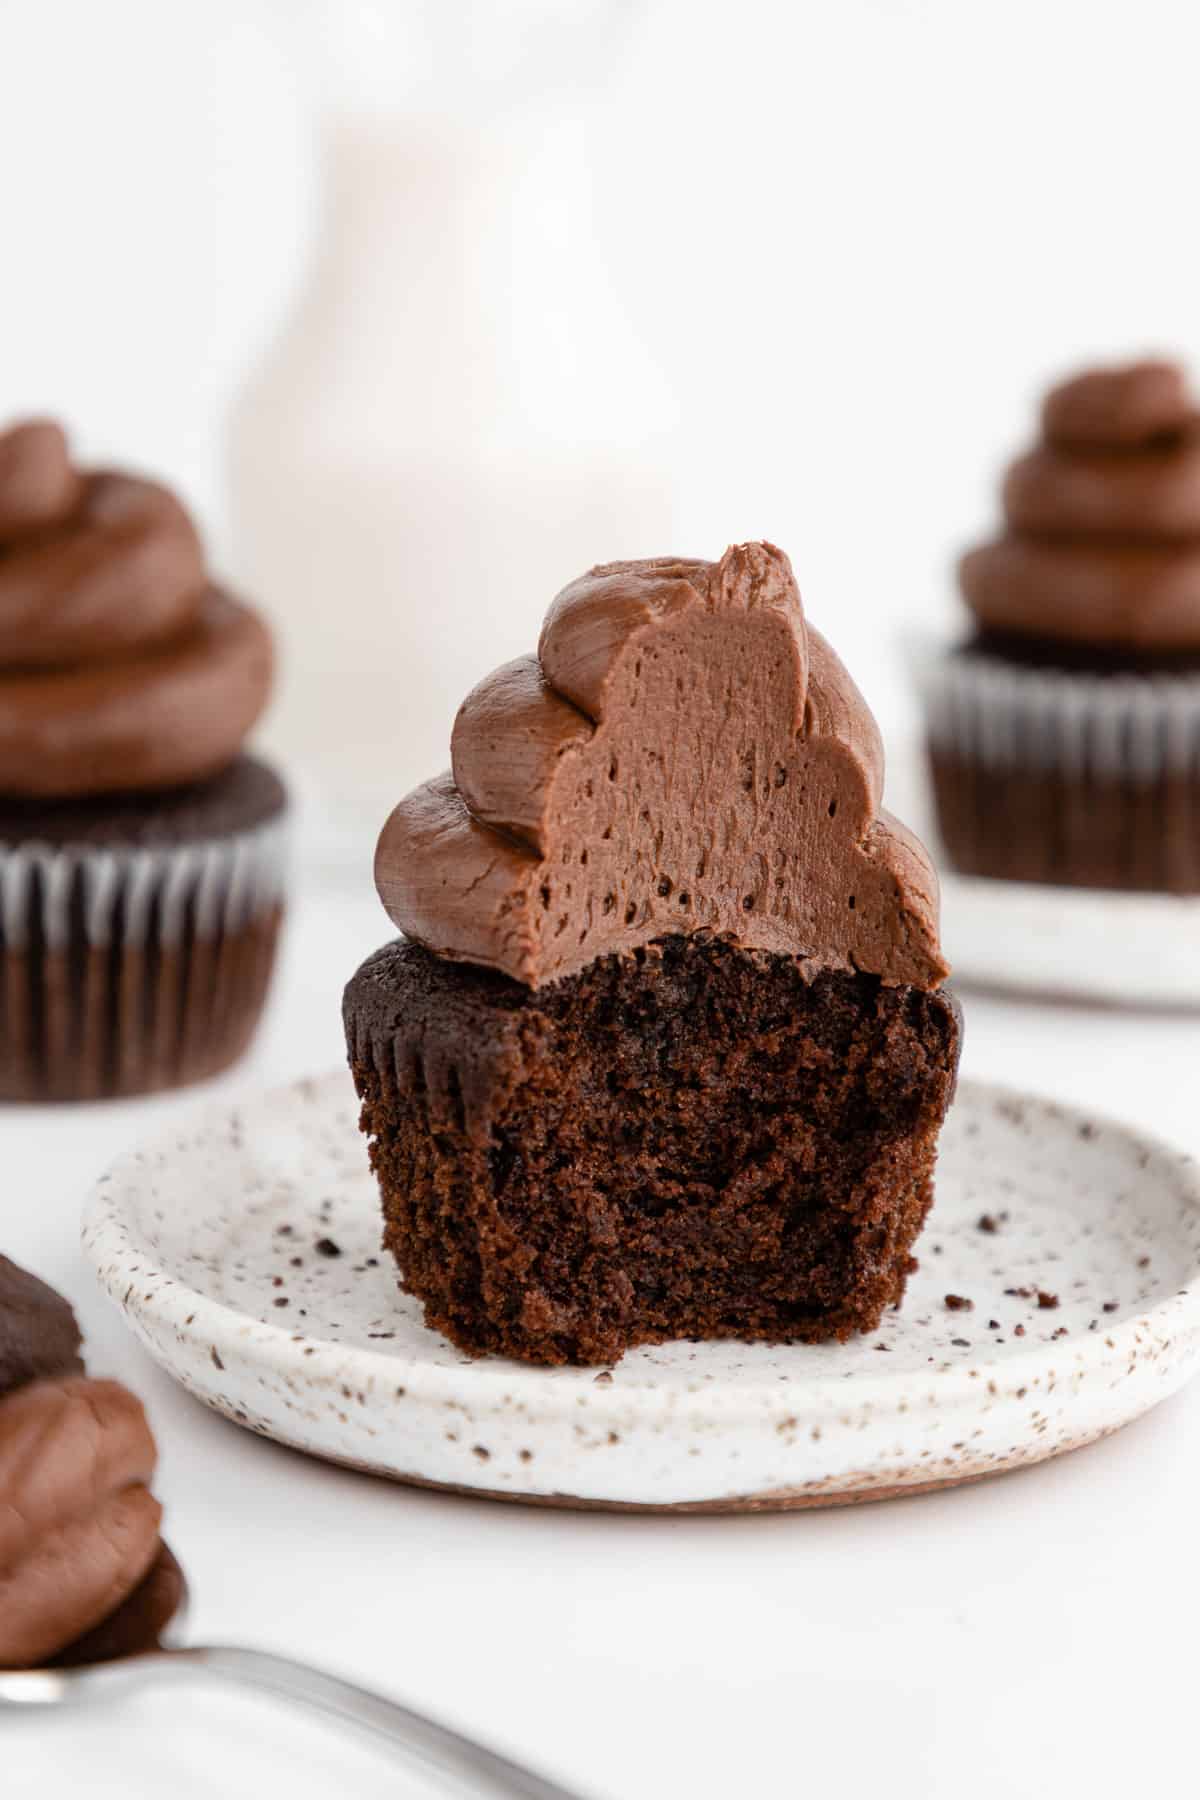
<box><xmin>0</xmin><ymin>815</ymin><xmax>288</xmax><ymax>1102</ymax></box>
<box><xmin>919</xmin><ymin>649</ymin><xmax>1200</xmax><ymax>780</ymax></box>
<box><xmin>917</xmin><ymin>647</ymin><xmax>1200</xmax><ymax>891</ymax></box>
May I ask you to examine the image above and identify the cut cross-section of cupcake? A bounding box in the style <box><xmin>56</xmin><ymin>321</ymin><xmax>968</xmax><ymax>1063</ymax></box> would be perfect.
<box><xmin>345</xmin><ymin>543</ymin><xmax>961</xmax><ymax>1366</ymax></box>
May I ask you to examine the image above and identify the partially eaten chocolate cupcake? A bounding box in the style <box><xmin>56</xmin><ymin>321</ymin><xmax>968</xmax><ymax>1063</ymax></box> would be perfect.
<box><xmin>345</xmin><ymin>544</ymin><xmax>961</xmax><ymax>1366</ymax></box>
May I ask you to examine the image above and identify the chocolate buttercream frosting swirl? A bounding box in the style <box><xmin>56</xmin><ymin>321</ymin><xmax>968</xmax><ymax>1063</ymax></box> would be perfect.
<box><xmin>961</xmin><ymin>359</ymin><xmax>1200</xmax><ymax>650</ymax></box>
<box><xmin>0</xmin><ymin>1255</ymin><xmax>176</xmax><ymax>1668</ymax></box>
<box><xmin>0</xmin><ymin>419</ymin><xmax>273</xmax><ymax>797</ymax></box>
<box><xmin>376</xmin><ymin>542</ymin><xmax>948</xmax><ymax>989</ymax></box>
<box><xmin>0</xmin><ymin>1375</ymin><xmax>163</xmax><ymax>1667</ymax></box>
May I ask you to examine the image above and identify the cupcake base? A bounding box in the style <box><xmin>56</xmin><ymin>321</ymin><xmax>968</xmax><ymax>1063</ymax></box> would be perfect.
<box><xmin>929</xmin><ymin>747</ymin><xmax>1200</xmax><ymax>891</ymax></box>
<box><xmin>0</xmin><ymin>757</ymin><xmax>287</xmax><ymax>1102</ymax></box>
<box><xmin>344</xmin><ymin>935</ymin><xmax>962</xmax><ymax>1367</ymax></box>
<box><xmin>0</xmin><ymin>910</ymin><xmax>283</xmax><ymax>1103</ymax></box>
<box><xmin>922</xmin><ymin>645</ymin><xmax>1200</xmax><ymax>894</ymax></box>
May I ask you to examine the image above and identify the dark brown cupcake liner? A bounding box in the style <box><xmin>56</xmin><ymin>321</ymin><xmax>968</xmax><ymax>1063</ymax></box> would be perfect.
<box><xmin>0</xmin><ymin>816</ymin><xmax>287</xmax><ymax>1101</ymax></box>
<box><xmin>920</xmin><ymin>648</ymin><xmax>1200</xmax><ymax>890</ymax></box>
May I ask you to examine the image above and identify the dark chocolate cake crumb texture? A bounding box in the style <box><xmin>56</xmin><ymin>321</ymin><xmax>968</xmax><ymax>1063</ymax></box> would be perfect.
<box><xmin>347</xmin><ymin>935</ymin><xmax>959</xmax><ymax>1365</ymax></box>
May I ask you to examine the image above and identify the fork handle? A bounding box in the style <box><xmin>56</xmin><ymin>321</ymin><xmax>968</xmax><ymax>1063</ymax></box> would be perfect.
<box><xmin>101</xmin><ymin>1645</ymin><xmax>587</xmax><ymax>1799</ymax></box>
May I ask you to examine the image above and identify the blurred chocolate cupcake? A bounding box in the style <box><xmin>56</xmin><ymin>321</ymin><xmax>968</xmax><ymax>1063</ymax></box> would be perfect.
<box><xmin>0</xmin><ymin>420</ymin><xmax>287</xmax><ymax>1101</ymax></box>
<box><xmin>923</xmin><ymin>359</ymin><xmax>1200</xmax><ymax>891</ymax></box>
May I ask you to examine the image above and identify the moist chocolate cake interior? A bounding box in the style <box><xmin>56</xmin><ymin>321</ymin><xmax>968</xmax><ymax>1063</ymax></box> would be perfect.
<box><xmin>346</xmin><ymin>935</ymin><xmax>961</xmax><ymax>1366</ymax></box>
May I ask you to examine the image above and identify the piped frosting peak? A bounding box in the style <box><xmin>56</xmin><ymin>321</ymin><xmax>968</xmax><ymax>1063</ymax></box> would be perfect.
<box><xmin>962</xmin><ymin>358</ymin><xmax>1200</xmax><ymax>651</ymax></box>
<box><xmin>376</xmin><ymin>543</ymin><xmax>947</xmax><ymax>990</ymax></box>
<box><xmin>0</xmin><ymin>418</ymin><xmax>274</xmax><ymax>798</ymax></box>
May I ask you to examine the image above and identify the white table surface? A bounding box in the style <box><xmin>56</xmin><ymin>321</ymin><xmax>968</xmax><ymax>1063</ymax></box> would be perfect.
<box><xmin>8</xmin><ymin>874</ymin><xmax>1200</xmax><ymax>1800</ymax></box>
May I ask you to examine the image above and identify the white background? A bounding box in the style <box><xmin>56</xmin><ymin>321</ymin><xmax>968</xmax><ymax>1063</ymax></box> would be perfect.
<box><xmin>3</xmin><ymin>0</ymin><xmax>1199</xmax><ymax>733</ymax></box>
<box><xmin>4</xmin><ymin>2</ymin><xmax>1200</xmax><ymax>1796</ymax></box>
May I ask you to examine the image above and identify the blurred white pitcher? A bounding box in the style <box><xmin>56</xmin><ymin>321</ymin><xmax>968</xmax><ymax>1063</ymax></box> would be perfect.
<box><xmin>227</xmin><ymin>0</ymin><xmax>674</xmax><ymax>872</ymax></box>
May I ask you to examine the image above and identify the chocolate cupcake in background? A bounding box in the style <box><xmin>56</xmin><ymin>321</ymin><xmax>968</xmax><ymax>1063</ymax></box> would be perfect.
<box><xmin>0</xmin><ymin>1254</ymin><xmax>183</xmax><ymax>1668</ymax></box>
<box><xmin>923</xmin><ymin>359</ymin><xmax>1200</xmax><ymax>891</ymax></box>
<box><xmin>0</xmin><ymin>419</ymin><xmax>287</xmax><ymax>1101</ymax></box>
<box><xmin>345</xmin><ymin>543</ymin><xmax>961</xmax><ymax>1367</ymax></box>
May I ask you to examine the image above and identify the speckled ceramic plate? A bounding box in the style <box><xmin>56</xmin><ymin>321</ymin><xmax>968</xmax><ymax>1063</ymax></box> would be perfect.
<box><xmin>83</xmin><ymin>1072</ymin><xmax>1200</xmax><ymax>1511</ymax></box>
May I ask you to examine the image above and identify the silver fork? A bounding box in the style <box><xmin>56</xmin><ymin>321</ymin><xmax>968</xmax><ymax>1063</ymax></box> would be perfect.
<box><xmin>0</xmin><ymin>1644</ymin><xmax>587</xmax><ymax>1799</ymax></box>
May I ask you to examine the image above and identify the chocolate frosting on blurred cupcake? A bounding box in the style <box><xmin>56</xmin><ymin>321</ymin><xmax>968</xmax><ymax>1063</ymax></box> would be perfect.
<box><xmin>0</xmin><ymin>420</ymin><xmax>273</xmax><ymax>798</ymax></box>
<box><xmin>0</xmin><ymin>1256</ymin><xmax>178</xmax><ymax>1668</ymax></box>
<box><xmin>961</xmin><ymin>360</ymin><xmax>1200</xmax><ymax>658</ymax></box>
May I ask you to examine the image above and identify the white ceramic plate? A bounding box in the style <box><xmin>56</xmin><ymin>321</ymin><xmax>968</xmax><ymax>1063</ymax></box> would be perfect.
<box><xmin>942</xmin><ymin>874</ymin><xmax>1200</xmax><ymax>1015</ymax></box>
<box><xmin>83</xmin><ymin>1071</ymin><xmax>1200</xmax><ymax>1512</ymax></box>
<box><xmin>938</xmin><ymin>873</ymin><xmax>1200</xmax><ymax>1010</ymax></box>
